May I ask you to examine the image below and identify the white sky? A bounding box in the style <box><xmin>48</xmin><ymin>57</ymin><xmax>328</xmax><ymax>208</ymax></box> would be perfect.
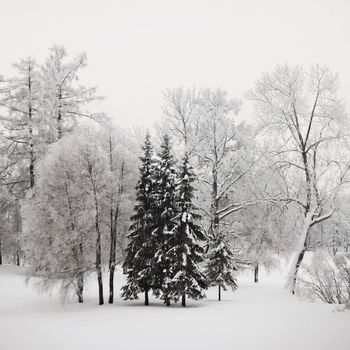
<box><xmin>1</xmin><ymin>0</ymin><xmax>350</xmax><ymax>127</ymax></box>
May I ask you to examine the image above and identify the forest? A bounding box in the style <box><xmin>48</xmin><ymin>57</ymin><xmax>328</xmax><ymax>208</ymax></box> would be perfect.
<box><xmin>1</xmin><ymin>45</ymin><xmax>350</xmax><ymax>309</ymax></box>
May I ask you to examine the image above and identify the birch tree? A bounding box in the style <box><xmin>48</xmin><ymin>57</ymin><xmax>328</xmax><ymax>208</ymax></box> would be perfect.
<box><xmin>246</xmin><ymin>64</ymin><xmax>350</xmax><ymax>293</ymax></box>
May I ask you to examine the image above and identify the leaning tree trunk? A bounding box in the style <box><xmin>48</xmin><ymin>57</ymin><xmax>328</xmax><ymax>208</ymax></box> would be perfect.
<box><xmin>292</xmin><ymin>248</ymin><xmax>306</xmax><ymax>295</ymax></box>
<box><xmin>254</xmin><ymin>263</ymin><xmax>259</xmax><ymax>283</ymax></box>
<box><xmin>290</xmin><ymin>211</ymin><xmax>313</xmax><ymax>294</ymax></box>
<box><xmin>290</xmin><ymin>151</ymin><xmax>312</xmax><ymax>294</ymax></box>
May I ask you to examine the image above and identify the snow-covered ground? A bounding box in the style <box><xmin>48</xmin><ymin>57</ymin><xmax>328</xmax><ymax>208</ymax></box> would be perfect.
<box><xmin>0</xmin><ymin>265</ymin><xmax>349</xmax><ymax>350</ymax></box>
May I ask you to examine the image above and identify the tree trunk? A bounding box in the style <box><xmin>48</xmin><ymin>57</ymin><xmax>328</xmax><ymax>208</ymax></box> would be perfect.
<box><xmin>108</xmin><ymin>205</ymin><xmax>119</xmax><ymax>304</ymax></box>
<box><xmin>145</xmin><ymin>289</ymin><xmax>149</xmax><ymax>306</ymax></box>
<box><xmin>292</xmin><ymin>248</ymin><xmax>306</xmax><ymax>295</ymax></box>
<box><xmin>0</xmin><ymin>240</ymin><xmax>2</xmax><ymax>265</ymax></box>
<box><xmin>15</xmin><ymin>253</ymin><xmax>20</xmax><ymax>266</ymax></box>
<box><xmin>218</xmin><ymin>285</ymin><xmax>221</xmax><ymax>301</ymax></box>
<box><xmin>290</xmin><ymin>210</ymin><xmax>314</xmax><ymax>294</ymax></box>
<box><xmin>28</xmin><ymin>68</ymin><xmax>35</xmax><ymax>188</ymax></box>
<box><xmin>182</xmin><ymin>293</ymin><xmax>186</xmax><ymax>307</ymax></box>
<box><xmin>254</xmin><ymin>263</ymin><xmax>259</xmax><ymax>283</ymax></box>
<box><xmin>57</xmin><ymin>89</ymin><xmax>63</xmax><ymax>140</ymax></box>
<box><xmin>96</xmin><ymin>220</ymin><xmax>104</xmax><ymax>305</ymax></box>
<box><xmin>166</xmin><ymin>298</ymin><xmax>170</xmax><ymax>306</ymax></box>
<box><xmin>108</xmin><ymin>208</ymin><xmax>117</xmax><ymax>303</ymax></box>
<box><xmin>108</xmin><ymin>264</ymin><xmax>115</xmax><ymax>304</ymax></box>
<box><xmin>108</xmin><ymin>159</ymin><xmax>125</xmax><ymax>304</ymax></box>
<box><xmin>77</xmin><ymin>274</ymin><xmax>84</xmax><ymax>303</ymax></box>
<box><xmin>97</xmin><ymin>269</ymin><xmax>104</xmax><ymax>305</ymax></box>
<box><xmin>95</xmin><ymin>202</ymin><xmax>104</xmax><ymax>305</ymax></box>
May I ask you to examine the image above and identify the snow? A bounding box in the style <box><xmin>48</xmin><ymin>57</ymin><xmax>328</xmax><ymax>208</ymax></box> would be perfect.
<box><xmin>0</xmin><ymin>265</ymin><xmax>350</xmax><ymax>350</ymax></box>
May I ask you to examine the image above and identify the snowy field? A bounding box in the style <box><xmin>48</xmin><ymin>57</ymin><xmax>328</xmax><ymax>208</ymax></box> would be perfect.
<box><xmin>0</xmin><ymin>265</ymin><xmax>349</xmax><ymax>350</ymax></box>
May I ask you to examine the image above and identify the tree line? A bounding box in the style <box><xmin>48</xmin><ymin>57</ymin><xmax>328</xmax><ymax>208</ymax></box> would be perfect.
<box><xmin>1</xmin><ymin>46</ymin><xmax>350</xmax><ymax>306</ymax></box>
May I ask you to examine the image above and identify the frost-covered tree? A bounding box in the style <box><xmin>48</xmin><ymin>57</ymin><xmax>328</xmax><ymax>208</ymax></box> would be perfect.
<box><xmin>0</xmin><ymin>58</ymin><xmax>43</xmax><ymax>267</ymax></box>
<box><xmin>76</xmin><ymin>130</ymin><xmax>110</xmax><ymax>305</ymax></box>
<box><xmin>165</xmin><ymin>153</ymin><xmax>207</xmax><ymax>306</ymax></box>
<box><xmin>25</xmin><ymin>128</ymin><xmax>111</xmax><ymax>304</ymax></box>
<box><xmin>121</xmin><ymin>133</ymin><xmax>157</xmax><ymax>305</ymax></box>
<box><xmin>205</xmin><ymin>232</ymin><xmax>238</xmax><ymax>301</ymax></box>
<box><xmin>99</xmin><ymin>124</ymin><xmax>137</xmax><ymax>304</ymax></box>
<box><xmin>239</xmin><ymin>202</ymin><xmax>284</xmax><ymax>283</ymax></box>
<box><xmin>195</xmin><ymin>89</ymin><xmax>256</xmax><ymax>235</ymax></box>
<box><xmin>246</xmin><ymin>64</ymin><xmax>350</xmax><ymax>293</ymax></box>
<box><xmin>0</xmin><ymin>57</ymin><xmax>42</xmax><ymax>192</ymax></box>
<box><xmin>41</xmin><ymin>45</ymin><xmax>105</xmax><ymax>141</ymax></box>
<box><xmin>24</xmin><ymin>139</ymin><xmax>91</xmax><ymax>302</ymax></box>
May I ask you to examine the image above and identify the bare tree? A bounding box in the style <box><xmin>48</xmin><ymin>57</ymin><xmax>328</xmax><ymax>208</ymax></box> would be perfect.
<box><xmin>246</xmin><ymin>64</ymin><xmax>350</xmax><ymax>293</ymax></box>
<box><xmin>161</xmin><ymin>87</ymin><xmax>201</xmax><ymax>153</ymax></box>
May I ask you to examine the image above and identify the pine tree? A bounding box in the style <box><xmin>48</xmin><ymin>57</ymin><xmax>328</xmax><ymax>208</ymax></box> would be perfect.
<box><xmin>205</xmin><ymin>232</ymin><xmax>238</xmax><ymax>301</ymax></box>
<box><xmin>150</xmin><ymin>134</ymin><xmax>178</xmax><ymax>306</ymax></box>
<box><xmin>121</xmin><ymin>133</ymin><xmax>156</xmax><ymax>305</ymax></box>
<box><xmin>165</xmin><ymin>153</ymin><xmax>208</xmax><ymax>306</ymax></box>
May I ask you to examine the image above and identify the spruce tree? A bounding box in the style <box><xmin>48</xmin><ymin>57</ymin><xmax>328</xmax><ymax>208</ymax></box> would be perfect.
<box><xmin>121</xmin><ymin>133</ymin><xmax>156</xmax><ymax>305</ymax></box>
<box><xmin>205</xmin><ymin>232</ymin><xmax>238</xmax><ymax>301</ymax></box>
<box><xmin>165</xmin><ymin>153</ymin><xmax>208</xmax><ymax>307</ymax></box>
<box><xmin>150</xmin><ymin>134</ymin><xmax>178</xmax><ymax>306</ymax></box>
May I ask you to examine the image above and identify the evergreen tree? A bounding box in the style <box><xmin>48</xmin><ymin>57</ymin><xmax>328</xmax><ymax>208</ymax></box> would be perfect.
<box><xmin>165</xmin><ymin>153</ymin><xmax>208</xmax><ymax>306</ymax></box>
<box><xmin>121</xmin><ymin>133</ymin><xmax>156</xmax><ymax>305</ymax></box>
<box><xmin>205</xmin><ymin>232</ymin><xmax>238</xmax><ymax>301</ymax></box>
<box><xmin>150</xmin><ymin>134</ymin><xmax>178</xmax><ymax>306</ymax></box>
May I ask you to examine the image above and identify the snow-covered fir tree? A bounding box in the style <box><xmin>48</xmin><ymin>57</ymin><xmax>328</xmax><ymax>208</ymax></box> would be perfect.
<box><xmin>205</xmin><ymin>232</ymin><xmax>238</xmax><ymax>301</ymax></box>
<box><xmin>150</xmin><ymin>134</ymin><xmax>178</xmax><ymax>306</ymax></box>
<box><xmin>121</xmin><ymin>133</ymin><xmax>156</xmax><ymax>305</ymax></box>
<box><xmin>165</xmin><ymin>153</ymin><xmax>208</xmax><ymax>307</ymax></box>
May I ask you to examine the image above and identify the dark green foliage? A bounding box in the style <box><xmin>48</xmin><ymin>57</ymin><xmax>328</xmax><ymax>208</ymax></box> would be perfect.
<box><xmin>122</xmin><ymin>137</ymin><xmax>209</xmax><ymax>307</ymax></box>
<box><xmin>149</xmin><ymin>135</ymin><xmax>178</xmax><ymax>304</ymax></box>
<box><xmin>165</xmin><ymin>153</ymin><xmax>208</xmax><ymax>306</ymax></box>
<box><xmin>121</xmin><ymin>133</ymin><xmax>156</xmax><ymax>302</ymax></box>
<box><xmin>205</xmin><ymin>232</ymin><xmax>238</xmax><ymax>300</ymax></box>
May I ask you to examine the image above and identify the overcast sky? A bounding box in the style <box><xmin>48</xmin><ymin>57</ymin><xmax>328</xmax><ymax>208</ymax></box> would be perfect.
<box><xmin>1</xmin><ymin>0</ymin><xmax>350</xmax><ymax>127</ymax></box>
